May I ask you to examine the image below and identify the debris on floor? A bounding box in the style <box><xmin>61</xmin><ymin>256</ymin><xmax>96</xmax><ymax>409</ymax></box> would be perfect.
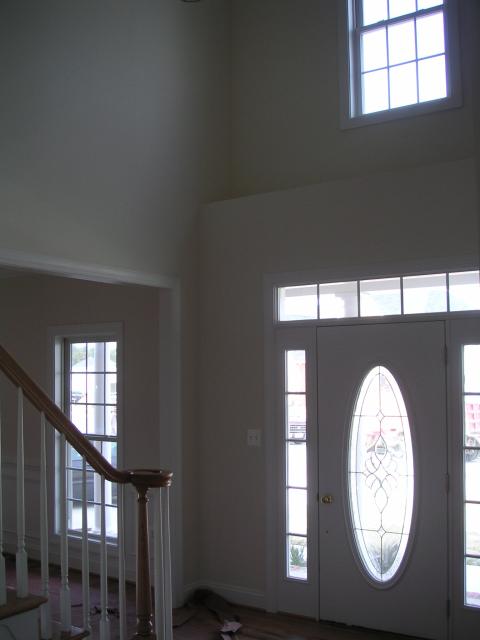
<box><xmin>175</xmin><ymin>589</ymin><xmax>307</xmax><ymax>640</ymax></box>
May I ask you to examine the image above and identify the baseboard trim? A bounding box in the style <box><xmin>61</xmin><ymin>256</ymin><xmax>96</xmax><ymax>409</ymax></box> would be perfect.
<box><xmin>184</xmin><ymin>580</ymin><xmax>265</xmax><ymax>611</ymax></box>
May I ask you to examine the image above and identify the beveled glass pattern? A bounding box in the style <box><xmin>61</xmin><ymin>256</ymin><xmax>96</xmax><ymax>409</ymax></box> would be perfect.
<box><xmin>349</xmin><ymin>366</ymin><xmax>414</xmax><ymax>583</ymax></box>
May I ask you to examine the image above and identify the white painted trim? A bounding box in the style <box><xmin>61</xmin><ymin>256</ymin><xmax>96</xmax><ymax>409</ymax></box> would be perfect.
<box><xmin>184</xmin><ymin>581</ymin><xmax>266</xmax><ymax>611</ymax></box>
<box><xmin>0</xmin><ymin>248</ymin><xmax>176</xmax><ymax>289</ymax></box>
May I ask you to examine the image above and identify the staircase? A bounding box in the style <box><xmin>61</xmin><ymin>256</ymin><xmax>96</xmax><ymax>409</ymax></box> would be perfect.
<box><xmin>0</xmin><ymin>344</ymin><xmax>174</xmax><ymax>640</ymax></box>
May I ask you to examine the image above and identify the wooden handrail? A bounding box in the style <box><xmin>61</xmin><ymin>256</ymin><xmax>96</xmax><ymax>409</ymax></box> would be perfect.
<box><xmin>0</xmin><ymin>345</ymin><xmax>172</xmax><ymax>488</ymax></box>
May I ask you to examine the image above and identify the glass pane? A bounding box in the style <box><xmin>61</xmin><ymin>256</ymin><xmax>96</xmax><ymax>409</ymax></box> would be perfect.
<box><xmin>87</xmin><ymin>373</ymin><xmax>105</xmax><ymax>404</ymax></box>
<box><xmin>388</xmin><ymin>0</ymin><xmax>415</xmax><ymax>19</ymax></box>
<box><xmin>464</xmin><ymin>396</ymin><xmax>480</xmax><ymax>447</ymax></box>
<box><xmin>87</xmin><ymin>404</ymin><xmax>104</xmax><ymax>435</ymax></box>
<box><xmin>287</xmin><ymin>394</ymin><xmax>306</xmax><ymax>440</ymax></box>
<box><xmin>465</xmin><ymin>452</ymin><xmax>480</xmax><ymax>502</ymax></box>
<box><xmin>287</xmin><ymin>488</ymin><xmax>307</xmax><ymax>535</ymax></box>
<box><xmin>67</xmin><ymin>469</ymin><xmax>83</xmax><ymax>501</ymax></box>
<box><xmin>402</xmin><ymin>273</ymin><xmax>447</xmax><ymax>314</ymax></box>
<box><xmin>360</xmin><ymin>278</ymin><xmax>401</xmax><ymax>316</ymax></box>
<box><xmin>70</xmin><ymin>374</ymin><xmax>86</xmax><ymax>404</ymax></box>
<box><xmin>68</xmin><ymin>499</ymin><xmax>83</xmax><ymax>531</ymax></box>
<box><xmin>106</xmin><ymin>506</ymin><xmax>118</xmax><ymax>537</ymax></box>
<box><xmin>417</xmin><ymin>0</ymin><xmax>443</xmax><ymax>8</ymax></box>
<box><xmin>464</xmin><ymin>346</ymin><xmax>480</xmax><ymax>393</ymax></box>
<box><xmin>418</xmin><ymin>55</ymin><xmax>447</xmax><ymax>102</ymax></box>
<box><xmin>71</xmin><ymin>404</ymin><xmax>87</xmax><ymax>433</ymax></box>
<box><xmin>416</xmin><ymin>12</ymin><xmax>445</xmax><ymax>58</ymax></box>
<box><xmin>287</xmin><ymin>536</ymin><xmax>308</xmax><ymax>580</ymax></box>
<box><xmin>286</xmin><ymin>351</ymin><xmax>306</xmax><ymax>393</ymax></box>
<box><xmin>363</xmin><ymin>0</ymin><xmax>388</xmax><ymax>26</ymax></box>
<box><xmin>87</xmin><ymin>342</ymin><xmax>105</xmax><ymax>372</ymax></box>
<box><xmin>102</xmin><ymin>440</ymin><xmax>117</xmax><ymax>467</ymax></box>
<box><xmin>389</xmin><ymin>62</ymin><xmax>418</xmax><ymax>108</ymax></box>
<box><xmin>278</xmin><ymin>285</ymin><xmax>317</xmax><ymax>321</ymax></box>
<box><xmin>466</xmin><ymin>503</ymin><xmax>480</xmax><ymax>556</ymax></box>
<box><xmin>106</xmin><ymin>406</ymin><xmax>117</xmax><ymax>436</ymax></box>
<box><xmin>465</xmin><ymin>557</ymin><xmax>480</xmax><ymax>608</ymax></box>
<box><xmin>319</xmin><ymin>281</ymin><xmax>358</xmax><ymax>319</ymax></box>
<box><xmin>349</xmin><ymin>366</ymin><xmax>414</xmax><ymax>583</ymax></box>
<box><xmin>388</xmin><ymin>20</ymin><xmax>415</xmax><ymax>66</ymax></box>
<box><xmin>106</xmin><ymin>341</ymin><xmax>117</xmax><ymax>372</ymax></box>
<box><xmin>105</xmin><ymin>373</ymin><xmax>117</xmax><ymax>404</ymax></box>
<box><xmin>287</xmin><ymin>442</ymin><xmax>307</xmax><ymax>488</ymax></box>
<box><xmin>449</xmin><ymin>271</ymin><xmax>480</xmax><ymax>312</ymax></box>
<box><xmin>362</xmin><ymin>69</ymin><xmax>389</xmax><ymax>114</ymax></box>
<box><xmin>67</xmin><ymin>446</ymin><xmax>83</xmax><ymax>468</ymax></box>
<box><xmin>71</xmin><ymin>343</ymin><xmax>87</xmax><ymax>372</ymax></box>
<box><xmin>361</xmin><ymin>28</ymin><xmax>387</xmax><ymax>72</ymax></box>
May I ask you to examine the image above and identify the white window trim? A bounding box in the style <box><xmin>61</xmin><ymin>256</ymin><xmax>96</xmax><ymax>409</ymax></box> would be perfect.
<box><xmin>49</xmin><ymin>323</ymin><xmax>123</xmax><ymax>545</ymax></box>
<box><xmin>337</xmin><ymin>0</ymin><xmax>463</xmax><ymax>129</ymax></box>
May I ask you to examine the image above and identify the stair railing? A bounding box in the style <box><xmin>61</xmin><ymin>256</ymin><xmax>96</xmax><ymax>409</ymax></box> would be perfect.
<box><xmin>0</xmin><ymin>344</ymin><xmax>173</xmax><ymax>640</ymax></box>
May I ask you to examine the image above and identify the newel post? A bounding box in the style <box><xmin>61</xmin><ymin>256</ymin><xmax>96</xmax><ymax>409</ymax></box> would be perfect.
<box><xmin>130</xmin><ymin>469</ymin><xmax>173</xmax><ymax>640</ymax></box>
<box><xmin>134</xmin><ymin>483</ymin><xmax>154</xmax><ymax>639</ymax></box>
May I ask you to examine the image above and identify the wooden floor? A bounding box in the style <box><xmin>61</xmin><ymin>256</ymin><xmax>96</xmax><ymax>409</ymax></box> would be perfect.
<box><xmin>5</xmin><ymin>557</ymin><xmax>425</xmax><ymax>640</ymax></box>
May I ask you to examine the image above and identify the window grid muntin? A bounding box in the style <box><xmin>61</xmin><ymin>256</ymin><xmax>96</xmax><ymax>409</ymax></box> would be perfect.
<box><xmin>462</xmin><ymin>347</ymin><xmax>480</xmax><ymax>607</ymax></box>
<box><xmin>276</xmin><ymin>269</ymin><xmax>480</xmax><ymax>323</ymax></box>
<box><xmin>355</xmin><ymin>1</ymin><xmax>447</xmax><ymax>115</ymax></box>
<box><xmin>65</xmin><ymin>337</ymin><xmax>118</xmax><ymax>539</ymax></box>
<box><xmin>284</xmin><ymin>350</ymin><xmax>308</xmax><ymax>581</ymax></box>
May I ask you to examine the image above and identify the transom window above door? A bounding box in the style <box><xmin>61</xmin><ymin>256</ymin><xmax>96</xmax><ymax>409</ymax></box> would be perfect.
<box><xmin>277</xmin><ymin>269</ymin><xmax>480</xmax><ymax>322</ymax></box>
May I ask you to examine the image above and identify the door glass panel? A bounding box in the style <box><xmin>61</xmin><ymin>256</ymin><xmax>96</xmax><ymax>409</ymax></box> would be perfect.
<box><xmin>360</xmin><ymin>278</ymin><xmax>401</xmax><ymax>317</ymax></box>
<box><xmin>284</xmin><ymin>349</ymin><xmax>308</xmax><ymax>581</ymax></box>
<box><xmin>287</xmin><ymin>535</ymin><xmax>308</xmax><ymax>580</ymax></box>
<box><xmin>319</xmin><ymin>281</ymin><xmax>358</xmax><ymax>319</ymax></box>
<box><xmin>278</xmin><ymin>285</ymin><xmax>318</xmax><ymax>321</ymax></box>
<box><xmin>402</xmin><ymin>273</ymin><xmax>447</xmax><ymax>314</ymax></box>
<box><xmin>349</xmin><ymin>366</ymin><xmax>414</xmax><ymax>583</ymax></box>
<box><xmin>462</xmin><ymin>346</ymin><xmax>480</xmax><ymax>607</ymax></box>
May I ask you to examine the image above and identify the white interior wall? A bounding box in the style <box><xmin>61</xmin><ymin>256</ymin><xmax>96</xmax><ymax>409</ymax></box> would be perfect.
<box><xmin>231</xmin><ymin>0</ymin><xmax>476</xmax><ymax>197</ymax></box>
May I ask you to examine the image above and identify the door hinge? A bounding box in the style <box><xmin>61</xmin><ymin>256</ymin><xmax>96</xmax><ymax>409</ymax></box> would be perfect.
<box><xmin>446</xmin><ymin>598</ymin><xmax>451</xmax><ymax>618</ymax></box>
<box><xmin>444</xmin><ymin>344</ymin><xmax>448</xmax><ymax>366</ymax></box>
<box><xmin>446</xmin><ymin>472</ymin><xmax>450</xmax><ymax>493</ymax></box>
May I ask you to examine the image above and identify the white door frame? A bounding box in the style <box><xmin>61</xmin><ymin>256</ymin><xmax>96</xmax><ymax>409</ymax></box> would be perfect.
<box><xmin>0</xmin><ymin>248</ymin><xmax>183</xmax><ymax>606</ymax></box>
<box><xmin>264</xmin><ymin>256</ymin><xmax>480</xmax><ymax>630</ymax></box>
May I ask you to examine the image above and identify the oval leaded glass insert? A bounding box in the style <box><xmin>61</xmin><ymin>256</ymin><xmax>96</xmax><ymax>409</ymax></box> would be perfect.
<box><xmin>348</xmin><ymin>366</ymin><xmax>414</xmax><ymax>584</ymax></box>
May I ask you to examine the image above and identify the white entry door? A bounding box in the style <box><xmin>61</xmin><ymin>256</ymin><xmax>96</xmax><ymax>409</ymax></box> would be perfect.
<box><xmin>316</xmin><ymin>322</ymin><xmax>448</xmax><ymax>639</ymax></box>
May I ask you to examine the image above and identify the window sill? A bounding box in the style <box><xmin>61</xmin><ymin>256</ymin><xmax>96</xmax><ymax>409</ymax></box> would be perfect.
<box><xmin>339</xmin><ymin>93</ymin><xmax>463</xmax><ymax>130</ymax></box>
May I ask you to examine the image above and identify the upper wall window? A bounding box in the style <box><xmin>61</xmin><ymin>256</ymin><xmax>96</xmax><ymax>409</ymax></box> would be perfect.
<box><xmin>340</xmin><ymin>0</ymin><xmax>461</xmax><ymax>126</ymax></box>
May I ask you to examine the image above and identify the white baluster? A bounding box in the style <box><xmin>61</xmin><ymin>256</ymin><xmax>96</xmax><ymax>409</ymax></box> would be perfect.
<box><xmin>118</xmin><ymin>484</ymin><xmax>127</xmax><ymax>640</ymax></box>
<box><xmin>40</xmin><ymin>413</ymin><xmax>52</xmax><ymax>638</ymax></box>
<box><xmin>100</xmin><ymin>476</ymin><xmax>110</xmax><ymax>640</ymax></box>
<box><xmin>59</xmin><ymin>435</ymin><xmax>71</xmax><ymax>631</ymax></box>
<box><xmin>0</xmin><ymin>400</ymin><xmax>6</xmax><ymax>605</ymax></box>
<box><xmin>82</xmin><ymin>457</ymin><xmax>91</xmax><ymax>633</ymax></box>
<box><xmin>162</xmin><ymin>488</ymin><xmax>173</xmax><ymax>640</ymax></box>
<box><xmin>16</xmin><ymin>388</ymin><xmax>28</xmax><ymax>598</ymax></box>
<box><xmin>154</xmin><ymin>488</ymin><xmax>166</xmax><ymax>640</ymax></box>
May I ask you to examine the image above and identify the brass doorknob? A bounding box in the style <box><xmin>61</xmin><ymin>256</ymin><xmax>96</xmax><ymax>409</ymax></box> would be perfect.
<box><xmin>321</xmin><ymin>494</ymin><xmax>333</xmax><ymax>504</ymax></box>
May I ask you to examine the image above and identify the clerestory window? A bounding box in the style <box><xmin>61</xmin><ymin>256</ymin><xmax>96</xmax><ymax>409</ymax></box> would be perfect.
<box><xmin>340</xmin><ymin>0</ymin><xmax>461</xmax><ymax>125</ymax></box>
